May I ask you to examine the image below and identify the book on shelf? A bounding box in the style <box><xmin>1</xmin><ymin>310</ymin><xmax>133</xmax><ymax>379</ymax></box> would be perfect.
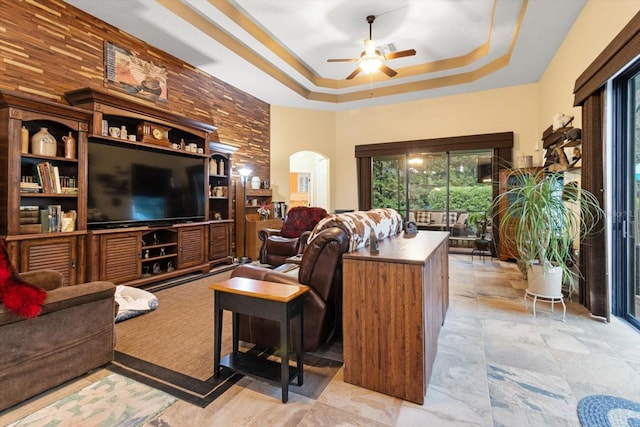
<box><xmin>19</xmin><ymin>206</ymin><xmax>42</xmax><ymax>233</ymax></box>
<box><xmin>19</xmin><ymin>216</ymin><xmax>39</xmax><ymax>224</ymax></box>
<box><xmin>19</xmin><ymin>182</ymin><xmax>42</xmax><ymax>193</ymax></box>
<box><xmin>52</xmin><ymin>166</ymin><xmax>62</xmax><ymax>193</ymax></box>
<box><xmin>47</xmin><ymin>205</ymin><xmax>62</xmax><ymax>232</ymax></box>
<box><xmin>19</xmin><ymin>224</ymin><xmax>43</xmax><ymax>234</ymax></box>
<box><xmin>20</xmin><ymin>205</ymin><xmax>39</xmax><ymax>212</ymax></box>
<box><xmin>20</xmin><ymin>206</ymin><xmax>40</xmax><ymax>224</ymax></box>
<box><xmin>33</xmin><ymin>162</ymin><xmax>65</xmax><ymax>194</ymax></box>
<box><xmin>34</xmin><ymin>162</ymin><xmax>52</xmax><ymax>193</ymax></box>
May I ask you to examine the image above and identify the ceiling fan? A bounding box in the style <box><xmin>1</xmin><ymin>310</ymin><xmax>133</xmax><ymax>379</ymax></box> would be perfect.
<box><xmin>327</xmin><ymin>15</ymin><xmax>416</xmax><ymax>80</ymax></box>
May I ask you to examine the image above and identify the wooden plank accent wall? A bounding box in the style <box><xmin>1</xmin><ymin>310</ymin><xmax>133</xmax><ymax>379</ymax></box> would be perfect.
<box><xmin>0</xmin><ymin>0</ymin><xmax>271</xmax><ymax>183</ymax></box>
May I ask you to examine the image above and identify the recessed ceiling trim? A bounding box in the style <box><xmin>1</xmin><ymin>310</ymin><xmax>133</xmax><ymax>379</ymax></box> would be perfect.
<box><xmin>211</xmin><ymin>0</ymin><xmax>503</xmax><ymax>89</ymax></box>
<box><xmin>157</xmin><ymin>0</ymin><xmax>312</xmax><ymax>99</ymax></box>
<box><xmin>158</xmin><ymin>0</ymin><xmax>526</xmax><ymax>104</ymax></box>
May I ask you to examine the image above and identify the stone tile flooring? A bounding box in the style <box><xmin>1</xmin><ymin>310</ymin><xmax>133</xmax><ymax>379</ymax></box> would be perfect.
<box><xmin>2</xmin><ymin>254</ymin><xmax>640</xmax><ymax>426</ymax></box>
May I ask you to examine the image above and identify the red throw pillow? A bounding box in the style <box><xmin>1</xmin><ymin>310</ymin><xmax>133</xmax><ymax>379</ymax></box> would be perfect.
<box><xmin>0</xmin><ymin>240</ymin><xmax>47</xmax><ymax>318</ymax></box>
<box><xmin>280</xmin><ymin>207</ymin><xmax>328</xmax><ymax>238</ymax></box>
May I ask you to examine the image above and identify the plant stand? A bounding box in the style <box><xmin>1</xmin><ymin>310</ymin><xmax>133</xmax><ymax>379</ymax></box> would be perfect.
<box><xmin>524</xmin><ymin>289</ymin><xmax>566</xmax><ymax>322</ymax></box>
<box><xmin>471</xmin><ymin>238</ymin><xmax>492</xmax><ymax>262</ymax></box>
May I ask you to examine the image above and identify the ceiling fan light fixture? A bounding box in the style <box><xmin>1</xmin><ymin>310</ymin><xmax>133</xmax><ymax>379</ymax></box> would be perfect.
<box><xmin>326</xmin><ymin>14</ymin><xmax>416</xmax><ymax>79</ymax></box>
<box><xmin>364</xmin><ymin>39</ymin><xmax>376</xmax><ymax>56</ymax></box>
<box><xmin>360</xmin><ymin>57</ymin><xmax>382</xmax><ymax>74</ymax></box>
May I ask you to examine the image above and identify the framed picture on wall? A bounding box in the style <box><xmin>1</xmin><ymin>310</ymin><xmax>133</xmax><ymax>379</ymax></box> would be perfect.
<box><xmin>104</xmin><ymin>41</ymin><xmax>168</xmax><ymax>104</ymax></box>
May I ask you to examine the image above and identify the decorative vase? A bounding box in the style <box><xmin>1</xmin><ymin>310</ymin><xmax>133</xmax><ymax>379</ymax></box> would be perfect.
<box><xmin>62</xmin><ymin>132</ymin><xmax>76</xmax><ymax>159</ymax></box>
<box><xmin>218</xmin><ymin>159</ymin><xmax>225</xmax><ymax>176</ymax></box>
<box><xmin>251</xmin><ymin>176</ymin><xmax>261</xmax><ymax>189</ymax></box>
<box><xmin>31</xmin><ymin>127</ymin><xmax>57</xmax><ymax>157</ymax></box>
<box><xmin>21</xmin><ymin>126</ymin><xmax>29</xmax><ymax>153</ymax></box>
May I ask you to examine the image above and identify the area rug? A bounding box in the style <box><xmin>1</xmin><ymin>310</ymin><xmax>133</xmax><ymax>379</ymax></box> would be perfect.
<box><xmin>577</xmin><ymin>395</ymin><xmax>640</xmax><ymax>427</ymax></box>
<box><xmin>111</xmin><ymin>269</ymin><xmax>342</xmax><ymax>407</ymax></box>
<box><xmin>109</xmin><ymin>351</ymin><xmax>242</xmax><ymax>408</ymax></box>
<box><xmin>7</xmin><ymin>373</ymin><xmax>176</xmax><ymax>427</ymax></box>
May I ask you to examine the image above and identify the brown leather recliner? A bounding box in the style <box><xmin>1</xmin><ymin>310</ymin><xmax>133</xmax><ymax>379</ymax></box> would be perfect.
<box><xmin>231</xmin><ymin>226</ymin><xmax>349</xmax><ymax>352</ymax></box>
<box><xmin>259</xmin><ymin>207</ymin><xmax>328</xmax><ymax>266</ymax></box>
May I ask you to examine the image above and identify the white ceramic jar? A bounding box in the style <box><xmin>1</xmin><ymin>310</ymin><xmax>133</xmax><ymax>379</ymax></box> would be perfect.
<box><xmin>31</xmin><ymin>127</ymin><xmax>57</xmax><ymax>156</ymax></box>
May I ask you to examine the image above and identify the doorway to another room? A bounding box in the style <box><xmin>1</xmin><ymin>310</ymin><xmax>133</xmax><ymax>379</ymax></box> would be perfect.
<box><xmin>289</xmin><ymin>151</ymin><xmax>329</xmax><ymax>211</ymax></box>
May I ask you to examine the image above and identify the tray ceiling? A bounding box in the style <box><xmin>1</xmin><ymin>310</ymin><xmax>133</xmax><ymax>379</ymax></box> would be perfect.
<box><xmin>65</xmin><ymin>0</ymin><xmax>587</xmax><ymax>111</ymax></box>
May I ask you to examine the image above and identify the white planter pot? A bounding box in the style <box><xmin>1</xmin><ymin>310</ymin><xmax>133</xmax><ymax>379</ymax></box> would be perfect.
<box><xmin>527</xmin><ymin>264</ymin><xmax>563</xmax><ymax>297</ymax></box>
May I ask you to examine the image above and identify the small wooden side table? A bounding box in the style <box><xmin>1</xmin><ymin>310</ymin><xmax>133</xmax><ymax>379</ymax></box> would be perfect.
<box><xmin>209</xmin><ymin>277</ymin><xmax>309</xmax><ymax>403</ymax></box>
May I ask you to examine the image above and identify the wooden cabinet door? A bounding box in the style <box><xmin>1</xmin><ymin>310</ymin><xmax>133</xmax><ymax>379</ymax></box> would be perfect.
<box><xmin>498</xmin><ymin>218</ymin><xmax>519</xmax><ymax>261</ymax></box>
<box><xmin>19</xmin><ymin>235</ymin><xmax>79</xmax><ymax>286</ymax></box>
<box><xmin>245</xmin><ymin>218</ymin><xmax>282</xmax><ymax>260</ymax></box>
<box><xmin>209</xmin><ymin>222</ymin><xmax>231</xmax><ymax>263</ymax></box>
<box><xmin>178</xmin><ymin>225</ymin><xmax>206</xmax><ymax>268</ymax></box>
<box><xmin>100</xmin><ymin>231</ymin><xmax>141</xmax><ymax>283</ymax></box>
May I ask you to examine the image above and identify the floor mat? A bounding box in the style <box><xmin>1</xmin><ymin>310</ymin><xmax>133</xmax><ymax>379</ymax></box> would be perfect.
<box><xmin>7</xmin><ymin>373</ymin><xmax>176</xmax><ymax>427</ymax></box>
<box><xmin>577</xmin><ymin>395</ymin><xmax>640</xmax><ymax>427</ymax></box>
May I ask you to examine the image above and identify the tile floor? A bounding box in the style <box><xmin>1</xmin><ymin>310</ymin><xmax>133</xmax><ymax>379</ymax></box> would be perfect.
<box><xmin>2</xmin><ymin>254</ymin><xmax>640</xmax><ymax>426</ymax></box>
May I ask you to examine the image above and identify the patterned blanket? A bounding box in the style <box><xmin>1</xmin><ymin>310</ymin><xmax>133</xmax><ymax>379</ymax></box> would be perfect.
<box><xmin>308</xmin><ymin>208</ymin><xmax>403</xmax><ymax>252</ymax></box>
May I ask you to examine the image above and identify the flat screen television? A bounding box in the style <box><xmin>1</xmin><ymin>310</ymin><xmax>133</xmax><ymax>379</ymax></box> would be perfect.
<box><xmin>87</xmin><ymin>140</ymin><xmax>205</xmax><ymax>228</ymax></box>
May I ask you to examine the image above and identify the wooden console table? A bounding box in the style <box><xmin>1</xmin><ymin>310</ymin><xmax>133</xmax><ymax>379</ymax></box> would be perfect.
<box><xmin>209</xmin><ymin>277</ymin><xmax>309</xmax><ymax>403</ymax></box>
<box><xmin>342</xmin><ymin>231</ymin><xmax>449</xmax><ymax>404</ymax></box>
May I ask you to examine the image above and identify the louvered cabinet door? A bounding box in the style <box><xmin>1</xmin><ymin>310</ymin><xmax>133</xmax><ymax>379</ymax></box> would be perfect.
<box><xmin>19</xmin><ymin>236</ymin><xmax>79</xmax><ymax>286</ymax></box>
<box><xmin>100</xmin><ymin>232</ymin><xmax>142</xmax><ymax>283</ymax></box>
<box><xmin>209</xmin><ymin>221</ymin><xmax>231</xmax><ymax>263</ymax></box>
<box><xmin>177</xmin><ymin>225</ymin><xmax>206</xmax><ymax>268</ymax></box>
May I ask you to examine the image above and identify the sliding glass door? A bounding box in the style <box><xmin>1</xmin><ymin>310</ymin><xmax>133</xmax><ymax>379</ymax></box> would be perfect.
<box><xmin>372</xmin><ymin>149</ymin><xmax>493</xmax><ymax>235</ymax></box>
<box><xmin>612</xmin><ymin>59</ymin><xmax>640</xmax><ymax>329</ymax></box>
<box><xmin>372</xmin><ymin>155</ymin><xmax>406</xmax><ymax>214</ymax></box>
<box><xmin>407</xmin><ymin>153</ymin><xmax>447</xmax><ymax>214</ymax></box>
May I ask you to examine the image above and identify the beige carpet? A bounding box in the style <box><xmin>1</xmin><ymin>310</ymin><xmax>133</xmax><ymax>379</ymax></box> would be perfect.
<box><xmin>112</xmin><ymin>268</ymin><xmax>342</xmax><ymax>406</ymax></box>
<box><xmin>115</xmin><ymin>270</ymin><xmax>235</xmax><ymax>380</ymax></box>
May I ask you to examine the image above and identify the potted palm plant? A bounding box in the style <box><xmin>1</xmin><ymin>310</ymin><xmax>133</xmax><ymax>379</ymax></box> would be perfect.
<box><xmin>493</xmin><ymin>167</ymin><xmax>604</xmax><ymax>296</ymax></box>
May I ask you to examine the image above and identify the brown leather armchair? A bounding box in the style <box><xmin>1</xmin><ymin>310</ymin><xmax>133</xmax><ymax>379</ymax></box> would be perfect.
<box><xmin>259</xmin><ymin>207</ymin><xmax>328</xmax><ymax>266</ymax></box>
<box><xmin>231</xmin><ymin>226</ymin><xmax>349</xmax><ymax>352</ymax></box>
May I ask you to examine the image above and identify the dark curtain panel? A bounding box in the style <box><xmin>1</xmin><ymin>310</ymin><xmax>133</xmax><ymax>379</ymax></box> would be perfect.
<box><xmin>356</xmin><ymin>156</ymin><xmax>373</xmax><ymax>210</ymax></box>
<box><xmin>573</xmin><ymin>11</ymin><xmax>640</xmax><ymax>318</ymax></box>
<box><xmin>579</xmin><ymin>92</ymin><xmax>608</xmax><ymax>319</ymax></box>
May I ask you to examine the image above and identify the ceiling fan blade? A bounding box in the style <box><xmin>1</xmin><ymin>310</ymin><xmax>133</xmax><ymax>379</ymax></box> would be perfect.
<box><xmin>327</xmin><ymin>58</ymin><xmax>358</xmax><ymax>62</ymax></box>
<box><xmin>385</xmin><ymin>49</ymin><xmax>416</xmax><ymax>60</ymax></box>
<box><xmin>379</xmin><ymin>64</ymin><xmax>398</xmax><ymax>77</ymax></box>
<box><xmin>346</xmin><ymin>67</ymin><xmax>362</xmax><ymax>80</ymax></box>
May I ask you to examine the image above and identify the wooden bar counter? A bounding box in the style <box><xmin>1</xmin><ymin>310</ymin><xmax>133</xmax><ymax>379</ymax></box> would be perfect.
<box><xmin>342</xmin><ymin>231</ymin><xmax>449</xmax><ymax>404</ymax></box>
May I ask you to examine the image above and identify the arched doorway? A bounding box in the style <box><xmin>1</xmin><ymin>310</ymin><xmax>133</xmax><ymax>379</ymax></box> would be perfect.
<box><xmin>289</xmin><ymin>151</ymin><xmax>329</xmax><ymax>210</ymax></box>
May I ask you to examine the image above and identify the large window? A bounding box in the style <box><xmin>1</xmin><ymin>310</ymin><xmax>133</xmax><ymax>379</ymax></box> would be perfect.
<box><xmin>373</xmin><ymin>150</ymin><xmax>493</xmax><ymax>235</ymax></box>
<box><xmin>356</xmin><ymin>132</ymin><xmax>514</xmax><ymax>227</ymax></box>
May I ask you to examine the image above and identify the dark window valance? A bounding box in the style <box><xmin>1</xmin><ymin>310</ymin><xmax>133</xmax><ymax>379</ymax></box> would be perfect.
<box><xmin>574</xmin><ymin>11</ymin><xmax>640</xmax><ymax>106</ymax></box>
